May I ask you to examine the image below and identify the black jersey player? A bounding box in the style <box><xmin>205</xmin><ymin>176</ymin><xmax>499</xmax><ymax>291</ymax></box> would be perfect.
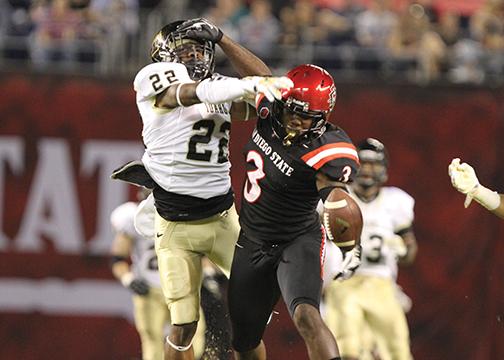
<box><xmin>228</xmin><ymin>64</ymin><xmax>362</xmax><ymax>360</ymax></box>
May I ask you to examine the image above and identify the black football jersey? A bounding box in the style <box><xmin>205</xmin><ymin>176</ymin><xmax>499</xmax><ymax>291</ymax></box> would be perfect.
<box><xmin>239</xmin><ymin>99</ymin><xmax>360</xmax><ymax>244</ymax></box>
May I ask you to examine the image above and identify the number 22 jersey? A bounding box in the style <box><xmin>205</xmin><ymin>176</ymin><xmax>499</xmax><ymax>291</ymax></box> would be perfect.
<box><xmin>239</xmin><ymin>99</ymin><xmax>360</xmax><ymax>244</ymax></box>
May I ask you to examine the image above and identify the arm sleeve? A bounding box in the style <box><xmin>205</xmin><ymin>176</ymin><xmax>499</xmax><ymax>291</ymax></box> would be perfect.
<box><xmin>133</xmin><ymin>62</ymin><xmax>194</xmax><ymax>102</ymax></box>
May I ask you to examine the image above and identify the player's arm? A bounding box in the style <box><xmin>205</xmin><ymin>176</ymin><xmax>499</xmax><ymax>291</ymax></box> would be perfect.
<box><xmin>110</xmin><ymin>231</ymin><xmax>150</xmax><ymax>296</ymax></box>
<box><xmin>448</xmin><ymin>158</ymin><xmax>503</xmax><ymax>218</ymax></box>
<box><xmin>180</xmin><ymin>18</ymin><xmax>271</xmax><ymax>76</ymax></box>
<box><xmin>494</xmin><ymin>196</ymin><xmax>504</xmax><ymax>218</ymax></box>
<box><xmin>155</xmin><ymin>75</ymin><xmax>292</xmax><ymax>110</ymax></box>
<box><xmin>316</xmin><ymin>172</ymin><xmax>363</xmax><ymax>280</ymax></box>
<box><xmin>110</xmin><ymin>232</ymin><xmax>134</xmax><ymax>282</ymax></box>
<box><xmin>397</xmin><ymin>230</ymin><xmax>418</xmax><ymax>265</ymax></box>
<box><xmin>316</xmin><ymin>172</ymin><xmax>348</xmax><ymax>199</ymax></box>
<box><xmin>218</xmin><ymin>34</ymin><xmax>271</xmax><ymax>76</ymax></box>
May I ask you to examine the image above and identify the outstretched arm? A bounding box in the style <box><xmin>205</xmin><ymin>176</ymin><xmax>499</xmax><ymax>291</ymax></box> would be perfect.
<box><xmin>155</xmin><ymin>76</ymin><xmax>292</xmax><ymax>109</ymax></box>
<box><xmin>218</xmin><ymin>34</ymin><xmax>271</xmax><ymax>77</ymax></box>
<box><xmin>448</xmin><ymin>158</ymin><xmax>504</xmax><ymax>218</ymax></box>
<box><xmin>180</xmin><ymin>18</ymin><xmax>271</xmax><ymax>76</ymax></box>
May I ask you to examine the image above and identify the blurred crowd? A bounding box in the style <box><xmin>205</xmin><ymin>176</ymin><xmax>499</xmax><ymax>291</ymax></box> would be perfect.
<box><xmin>1</xmin><ymin>0</ymin><xmax>503</xmax><ymax>85</ymax></box>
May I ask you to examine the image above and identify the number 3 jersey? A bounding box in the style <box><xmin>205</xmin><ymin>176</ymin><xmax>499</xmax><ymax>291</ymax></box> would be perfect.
<box><xmin>110</xmin><ymin>201</ymin><xmax>161</xmax><ymax>288</ymax></box>
<box><xmin>239</xmin><ymin>99</ymin><xmax>360</xmax><ymax>244</ymax></box>
<box><xmin>134</xmin><ymin>62</ymin><xmax>233</xmax><ymax>200</ymax></box>
<box><xmin>350</xmin><ymin>186</ymin><xmax>415</xmax><ymax>280</ymax></box>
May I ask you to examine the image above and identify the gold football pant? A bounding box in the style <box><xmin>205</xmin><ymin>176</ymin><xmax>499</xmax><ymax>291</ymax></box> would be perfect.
<box><xmin>132</xmin><ymin>287</ymin><xmax>206</xmax><ymax>360</ymax></box>
<box><xmin>324</xmin><ymin>275</ymin><xmax>413</xmax><ymax>360</ymax></box>
<box><xmin>155</xmin><ymin>205</ymin><xmax>239</xmax><ymax>325</ymax></box>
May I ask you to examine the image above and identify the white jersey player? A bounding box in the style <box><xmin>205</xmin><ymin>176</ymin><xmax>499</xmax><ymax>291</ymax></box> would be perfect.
<box><xmin>111</xmin><ymin>197</ymin><xmax>160</xmax><ymax>289</ymax></box>
<box><xmin>110</xmin><ymin>190</ymin><xmax>170</xmax><ymax>360</ymax></box>
<box><xmin>112</xmin><ymin>18</ymin><xmax>293</xmax><ymax>360</ymax></box>
<box><xmin>323</xmin><ymin>138</ymin><xmax>418</xmax><ymax>360</ymax></box>
<box><xmin>351</xmin><ymin>186</ymin><xmax>414</xmax><ymax>280</ymax></box>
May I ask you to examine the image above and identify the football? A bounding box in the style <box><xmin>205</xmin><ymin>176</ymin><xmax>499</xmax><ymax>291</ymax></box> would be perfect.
<box><xmin>322</xmin><ymin>188</ymin><xmax>363</xmax><ymax>251</ymax></box>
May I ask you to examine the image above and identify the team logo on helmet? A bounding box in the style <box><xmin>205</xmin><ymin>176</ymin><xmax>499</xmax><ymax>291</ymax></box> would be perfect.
<box><xmin>259</xmin><ymin>106</ymin><xmax>270</xmax><ymax>119</ymax></box>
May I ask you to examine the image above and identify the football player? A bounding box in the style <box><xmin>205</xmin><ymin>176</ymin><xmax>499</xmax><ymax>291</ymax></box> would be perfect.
<box><xmin>228</xmin><ymin>64</ymin><xmax>361</xmax><ymax>360</ymax></box>
<box><xmin>449</xmin><ymin>158</ymin><xmax>504</xmax><ymax>218</ymax></box>
<box><xmin>112</xmin><ymin>18</ymin><xmax>293</xmax><ymax>360</ymax></box>
<box><xmin>110</xmin><ymin>190</ymin><xmax>174</xmax><ymax>360</ymax></box>
<box><xmin>323</xmin><ymin>138</ymin><xmax>418</xmax><ymax>360</ymax></box>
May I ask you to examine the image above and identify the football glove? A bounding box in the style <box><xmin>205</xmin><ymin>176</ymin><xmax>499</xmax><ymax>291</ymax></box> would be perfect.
<box><xmin>242</xmin><ymin>76</ymin><xmax>294</xmax><ymax>102</ymax></box>
<box><xmin>448</xmin><ymin>158</ymin><xmax>500</xmax><ymax>210</ymax></box>
<box><xmin>121</xmin><ymin>272</ymin><xmax>150</xmax><ymax>296</ymax></box>
<box><xmin>181</xmin><ymin>18</ymin><xmax>223</xmax><ymax>43</ymax></box>
<box><xmin>334</xmin><ymin>244</ymin><xmax>362</xmax><ymax>281</ymax></box>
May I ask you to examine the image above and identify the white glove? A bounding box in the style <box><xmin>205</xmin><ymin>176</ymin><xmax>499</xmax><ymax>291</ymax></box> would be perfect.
<box><xmin>384</xmin><ymin>234</ymin><xmax>407</xmax><ymax>257</ymax></box>
<box><xmin>241</xmin><ymin>76</ymin><xmax>294</xmax><ymax>102</ymax></box>
<box><xmin>334</xmin><ymin>244</ymin><xmax>362</xmax><ymax>281</ymax></box>
<box><xmin>448</xmin><ymin>158</ymin><xmax>500</xmax><ymax>210</ymax></box>
<box><xmin>448</xmin><ymin>158</ymin><xmax>479</xmax><ymax>195</ymax></box>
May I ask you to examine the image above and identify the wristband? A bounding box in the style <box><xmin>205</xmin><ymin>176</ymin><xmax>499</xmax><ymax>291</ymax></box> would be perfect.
<box><xmin>471</xmin><ymin>184</ymin><xmax>501</xmax><ymax>210</ymax></box>
<box><xmin>110</xmin><ymin>255</ymin><xmax>128</xmax><ymax>265</ymax></box>
<box><xmin>175</xmin><ymin>83</ymin><xmax>184</xmax><ymax>107</ymax></box>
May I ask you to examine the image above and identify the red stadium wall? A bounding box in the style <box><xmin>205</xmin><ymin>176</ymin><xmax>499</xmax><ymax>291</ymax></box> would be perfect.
<box><xmin>1</xmin><ymin>73</ymin><xmax>503</xmax><ymax>360</ymax></box>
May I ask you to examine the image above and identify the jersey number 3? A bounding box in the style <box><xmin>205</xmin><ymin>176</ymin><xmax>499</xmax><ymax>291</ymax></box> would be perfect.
<box><xmin>244</xmin><ymin>150</ymin><xmax>265</xmax><ymax>203</ymax></box>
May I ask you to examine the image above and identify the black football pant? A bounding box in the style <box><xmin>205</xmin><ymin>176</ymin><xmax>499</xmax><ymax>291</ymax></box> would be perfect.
<box><xmin>228</xmin><ymin>228</ymin><xmax>325</xmax><ymax>352</ymax></box>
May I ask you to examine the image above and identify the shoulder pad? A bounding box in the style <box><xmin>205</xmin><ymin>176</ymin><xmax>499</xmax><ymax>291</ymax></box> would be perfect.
<box><xmin>133</xmin><ymin>62</ymin><xmax>193</xmax><ymax>101</ymax></box>
<box><xmin>382</xmin><ymin>187</ymin><xmax>415</xmax><ymax>231</ymax></box>
<box><xmin>302</xmin><ymin>127</ymin><xmax>360</xmax><ymax>181</ymax></box>
<box><xmin>110</xmin><ymin>202</ymin><xmax>138</xmax><ymax>236</ymax></box>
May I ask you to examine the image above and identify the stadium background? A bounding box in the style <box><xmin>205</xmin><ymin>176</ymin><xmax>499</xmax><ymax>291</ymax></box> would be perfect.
<box><xmin>1</xmin><ymin>0</ymin><xmax>504</xmax><ymax>359</ymax></box>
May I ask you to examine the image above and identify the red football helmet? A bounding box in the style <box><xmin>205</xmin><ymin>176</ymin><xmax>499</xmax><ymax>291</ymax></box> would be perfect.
<box><xmin>281</xmin><ymin>64</ymin><xmax>337</xmax><ymax>126</ymax></box>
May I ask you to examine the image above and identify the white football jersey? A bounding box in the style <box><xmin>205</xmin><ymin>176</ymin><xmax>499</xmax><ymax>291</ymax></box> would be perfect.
<box><xmin>110</xmin><ymin>202</ymin><xmax>161</xmax><ymax>288</ymax></box>
<box><xmin>351</xmin><ymin>186</ymin><xmax>415</xmax><ymax>279</ymax></box>
<box><xmin>134</xmin><ymin>62</ymin><xmax>233</xmax><ymax>199</ymax></box>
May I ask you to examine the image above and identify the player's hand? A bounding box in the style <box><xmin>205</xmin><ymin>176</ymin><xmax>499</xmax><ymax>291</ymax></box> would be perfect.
<box><xmin>180</xmin><ymin>18</ymin><xmax>223</xmax><ymax>43</ymax></box>
<box><xmin>242</xmin><ymin>76</ymin><xmax>294</xmax><ymax>102</ymax></box>
<box><xmin>384</xmin><ymin>234</ymin><xmax>407</xmax><ymax>257</ymax></box>
<box><xmin>121</xmin><ymin>272</ymin><xmax>150</xmax><ymax>296</ymax></box>
<box><xmin>334</xmin><ymin>244</ymin><xmax>362</xmax><ymax>281</ymax></box>
<box><xmin>448</xmin><ymin>158</ymin><xmax>479</xmax><ymax>207</ymax></box>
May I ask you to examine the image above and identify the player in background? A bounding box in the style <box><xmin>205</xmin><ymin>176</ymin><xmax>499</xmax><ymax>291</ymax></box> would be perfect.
<box><xmin>111</xmin><ymin>18</ymin><xmax>293</xmax><ymax>360</ymax></box>
<box><xmin>323</xmin><ymin>138</ymin><xmax>418</xmax><ymax>360</ymax></box>
<box><xmin>448</xmin><ymin>158</ymin><xmax>504</xmax><ymax>218</ymax></box>
<box><xmin>228</xmin><ymin>64</ymin><xmax>361</xmax><ymax>360</ymax></box>
<box><xmin>110</xmin><ymin>189</ymin><xmax>180</xmax><ymax>360</ymax></box>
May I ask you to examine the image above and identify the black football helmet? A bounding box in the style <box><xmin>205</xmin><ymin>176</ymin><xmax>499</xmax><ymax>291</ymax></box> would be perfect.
<box><xmin>355</xmin><ymin>138</ymin><xmax>389</xmax><ymax>189</ymax></box>
<box><xmin>150</xmin><ymin>20</ymin><xmax>216</xmax><ymax>81</ymax></box>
